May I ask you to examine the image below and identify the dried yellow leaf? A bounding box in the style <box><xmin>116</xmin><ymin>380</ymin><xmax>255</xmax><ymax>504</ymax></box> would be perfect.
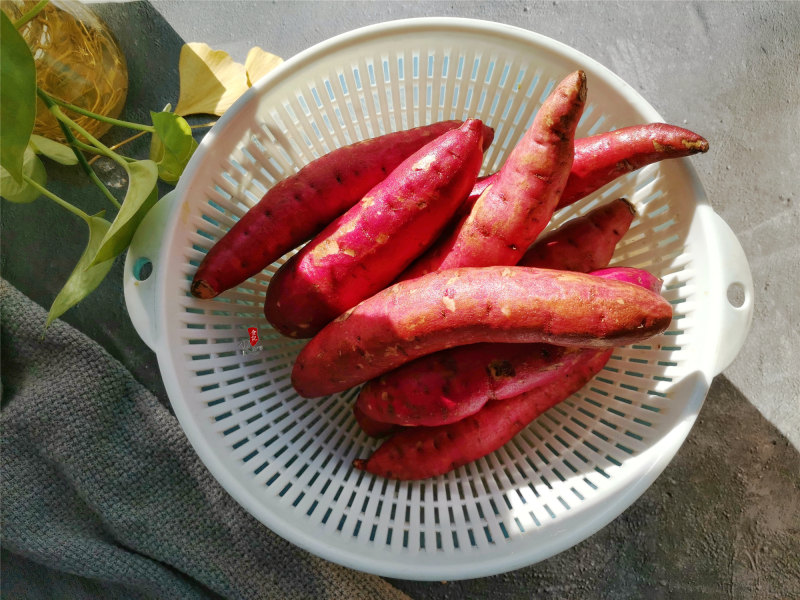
<box><xmin>175</xmin><ymin>42</ymin><xmax>249</xmax><ymax>117</ymax></box>
<box><xmin>245</xmin><ymin>46</ymin><xmax>283</xmax><ymax>87</ymax></box>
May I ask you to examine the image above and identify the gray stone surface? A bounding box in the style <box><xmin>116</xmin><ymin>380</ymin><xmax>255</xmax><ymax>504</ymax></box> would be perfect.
<box><xmin>2</xmin><ymin>1</ymin><xmax>798</xmax><ymax>597</ymax></box>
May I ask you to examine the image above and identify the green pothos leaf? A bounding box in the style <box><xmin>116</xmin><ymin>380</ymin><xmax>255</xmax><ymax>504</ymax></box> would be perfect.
<box><xmin>0</xmin><ymin>146</ymin><xmax>46</xmax><ymax>203</ymax></box>
<box><xmin>0</xmin><ymin>11</ymin><xmax>37</xmax><ymax>182</ymax></box>
<box><xmin>91</xmin><ymin>159</ymin><xmax>159</xmax><ymax>265</ymax></box>
<box><xmin>149</xmin><ymin>111</ymin><xmax>198</xmax><ymax>184</ymax></box>
<box><xmin>29</xmin><ymin>134</ymin><xmax>79</xmax><ymax>165</ymax></box>
<box><xmin>47</xmin><ymin>213</ymin><xmax>116</xmax><ymax>327</ymax></box>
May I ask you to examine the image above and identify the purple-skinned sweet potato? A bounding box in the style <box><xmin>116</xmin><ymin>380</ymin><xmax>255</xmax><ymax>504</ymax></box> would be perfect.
<box><xmin>190</xmin><ymin>120</ymin><xmax>494</xmax><ymax>299</ymax></box>
<box><xmin>558</xmin><ymin>122</ymin><xmax>708</xmax><ymax>209</ymax></box>
<box><xmin>356</xmin><ymin>343</ymin><xmax>589</xmax><ymax>427</ymax></box>
<box><xmin>264</xmin><ymin>119</ymin><xmax>488</xmax><ymax>338</ymax></box>
<box><xmin>353</xmin><ymin>404</ymin><xmax>398</xmax><ymax>438</ymax></box>
<box><xmin>398</xmin><ymin>70</ymin><xmax>587</xmax><ymax>280</ymax></box>
<box><xmin>518</xmin><ymin>198</ymin><xmax>636</xmax><ymax>272</ymax></box>
<box><xmin>461</xmin><ymin>123</ymin><xmax>708</xmax><ymax>216</ymax></box>
<box><xmin>291</xmin><ymin>265</ymin><xmax>673</xmax><ymax>398</ymax></box>
<box><xmin>589</xmin><ymin>266</ymin><xmax>663</xmax><ymax>293</ymax></box>
<box><xmin>352</xmin><ymin>347</ymin><xmax>613</xmax><ymax>480</ymax></box>
<box><xmin>354</xmin><ymin>266</ymin><xmax>661</xmax><ymax>428</ymax></box>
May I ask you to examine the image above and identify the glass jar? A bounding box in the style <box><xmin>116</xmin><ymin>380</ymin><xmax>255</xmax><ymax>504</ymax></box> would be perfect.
<box><xmin>2</xmin><ymin>0</ymin><xmax>129</xmax><ymax>141</ymax></box>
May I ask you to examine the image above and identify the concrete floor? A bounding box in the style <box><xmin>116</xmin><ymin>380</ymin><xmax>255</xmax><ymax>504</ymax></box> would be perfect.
<box><xmin>3</xmin><ymin>1</ymin><xmax>798</xmax><ymax>597</ymax></box>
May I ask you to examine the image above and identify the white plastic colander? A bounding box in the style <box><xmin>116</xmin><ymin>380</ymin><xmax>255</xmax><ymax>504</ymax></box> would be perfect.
<box><xmin>123</xmin><ymin>18</ymin><xmax>753</xmax><ymax>580</ymax></box>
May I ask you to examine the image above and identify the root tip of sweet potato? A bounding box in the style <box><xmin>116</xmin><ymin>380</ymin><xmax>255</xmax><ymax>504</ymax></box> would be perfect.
<box><xmin>352</xmin><ymin>459</ymin><xmax>368</xmax><ymax>471</ymax></box>
<box><xmin>190</xmin><ymin>279</ymin><xmax>218</xmax><ymax>299</ymax></box>
<box><xmin>619</xmin><ymin>197</ymin><xmax>637</xmax><ymax>216</ymax></box>
<box><xmin>683</xmin><ymin>138</ymin><xmax>710</xmax><ymax>153</ymax></box>
<box><xmin>576</xmin><ymin>69</ymin><xmax>588</xmax><ymax>100</ymax></box>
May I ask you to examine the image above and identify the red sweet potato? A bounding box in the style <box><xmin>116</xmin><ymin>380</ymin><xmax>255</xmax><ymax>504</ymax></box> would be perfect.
<box><xmin>190</xmin><ymin>120</ymin><xmax>494</xmax><ymax>299</ymax></box>
<box><xmin>518</xmin><ymin>198</ymin><xmax>636</xmax><ymax>272</ymax></box>
<box><xmin>356</xmin><ymin>343</ymin><xmax>587</xmax><ymax>427</ymax></box>
<box><xmin>353</xmin><ymin>404</ymin><xmax>398</xmax><ymax>438</ymax></box>
<box><xmin>354</xmin><ymin>266</ymin><xmax>660</xmax><ymax>428</ymax></box>
<box><xmin>352</xmin><ymin>347</ymin><xmax>613</xmax><ymax>480</ymax></box>
<box><xmin>291</xmin><ymin>265</ymin><xmax>673</xmax><ymax>397</ymax></box>
<box><xmin>399</xmin><ymin>70</ymin><xmax>587</xmax><ymax>281</ymax></box>
<box><xmin>264</xmin><ymin>119</ymin><xmax>488</xmax><ymax>338</ymax></box>
<box><xmin>590</xmin><ymin>266</ymin><xmax>663</xmax><ymax>293</ymax></box>
<box><xmin>461</xmin><ymin>123</ymin><xmax>708</xmax><ymax>215</ymax></box>
<box><xmin>558</xmin><ymin>122</ymin><xmax>709</xmax><ymax>209</ymax></box>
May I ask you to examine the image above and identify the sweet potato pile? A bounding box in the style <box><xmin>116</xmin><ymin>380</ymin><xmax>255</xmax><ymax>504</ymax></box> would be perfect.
<box><xmin>190</xmin><ymin>69</ymin><xmax>708</xmax><ymax>480</ymax></box>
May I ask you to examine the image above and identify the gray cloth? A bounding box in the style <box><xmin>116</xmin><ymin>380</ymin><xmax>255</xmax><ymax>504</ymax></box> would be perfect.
<box><xmin>0</xmin><ymin>279</ymin><xmax>408</xmax><ymax>600</ymax></box>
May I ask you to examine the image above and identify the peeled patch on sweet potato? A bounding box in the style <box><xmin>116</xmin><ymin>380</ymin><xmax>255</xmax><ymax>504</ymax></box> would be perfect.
<box><xmin>352</xmin><ymin>348</ymin><xmax>613</xmax><ymax>480</ymax></box>
<box><xmin>291</xmin><ymin>265</ymin><xmax>673</xmax><ymax>397</ymax></box>
<box><xmin>190</xmin><ymin>120</ymin><xmax>493</xmax><ymax>299</ymax></box>
<box><xmin>264</xmin><ymin>119</ymin><xmax>488</xmax><ymax>338</ymax></box>
<box><xmin>400</xmin><ymin>70</ymin><xmax>587</xmax><ymax>280</ymax></box>
<box><xmin>519</xmin><ymin>198</ymin><xmax>636</xmax><ymax>272</ymax></box>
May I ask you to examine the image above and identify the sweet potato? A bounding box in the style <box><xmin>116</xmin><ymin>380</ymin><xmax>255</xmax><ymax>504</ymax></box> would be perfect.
<box><xmin>356</xmin><ymin>343</ymin><xmax>586</xmax><ymax>427</ymax></box>
<box><xmin>190</xmin><ymin>120</ymin><xmax>494</xmax><ymax>299</ymax></box>
<box><xmin>558</xmin><ymin>122</ymin><xmax>709</xmax><ymax>209</ymax></box>
<box><xmin>352</xmin><ymin>347</ymin><xmax>613</xmax><ymax>480</ymax></box>
<box><xmin>399</xmin><ymin>70</ymin><xmax>587</xmax><ymax>280</ymax></box>
<box><xmin>291</xmin><ymin>265</ymin><xmax>673</xmax><ymax>397</ymax></box>
<box><xmin>352</xmin><ymin>404</ymin><xmax>398</xmax><ymax>438</ymax></box>
<box><xmin>518</xmin><ymin>198</ymin><xmax>636</xmax><ymax>272</ymax></box>
<box><xmin>264</xmin><ymin>119</ymin><xmax>488</xmax><ymax>338</ymax></box>
<box><xmin>590</xmin><ymin>266</ymin><xmax>662</xmax><ymax>293</ymax></box>
<box><xmin>461</xmin><ymin>123</ymin><xmax>708</xmax><ymax>215</ymax></box>
<box><xmin>354</xmin><ymin>266</ymin><xmax>660</xmax><ymax>428</ymax></box>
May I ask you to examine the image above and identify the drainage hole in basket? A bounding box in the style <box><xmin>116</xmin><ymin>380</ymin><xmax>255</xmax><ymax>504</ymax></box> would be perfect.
<box><xmin>727</xmin><ymin>282</ymin><xmax>746</xmax><ymax>308</ymax></box>
<box><xmin>133</xmin><ymin>257</ymin><xmax>152</xmax><ymax>281</ymax></box>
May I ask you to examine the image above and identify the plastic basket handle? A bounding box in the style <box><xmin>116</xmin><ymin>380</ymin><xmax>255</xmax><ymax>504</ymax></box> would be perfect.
<box><xmin>123</xmin><ymin>190</ymin><xmax>180</xmax><ymax>350</ymax></box>
<box><xmin>707</xmin><ymin>209</ymin><xmax>754</xmax><ymax>376</ymax></box>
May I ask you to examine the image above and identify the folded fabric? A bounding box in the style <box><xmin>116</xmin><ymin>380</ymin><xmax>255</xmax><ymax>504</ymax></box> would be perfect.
<box><xmin>0</xmin><ymin>279</ymin><xmax>408</xmax><ymax>600</ymax></box>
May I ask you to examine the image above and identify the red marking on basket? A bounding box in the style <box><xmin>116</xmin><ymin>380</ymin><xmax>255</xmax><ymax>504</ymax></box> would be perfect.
<box><xmin>248</xmin><ymin>327</ymin><xmax>259</xmax><ymax>346</ymax></box>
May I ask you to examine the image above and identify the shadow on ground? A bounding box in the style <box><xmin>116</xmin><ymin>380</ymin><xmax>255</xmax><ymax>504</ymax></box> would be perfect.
<box><xmin>389</xmin><ymin>375</ymin><xmax>800</xmax><ymax>599</ymax></box>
